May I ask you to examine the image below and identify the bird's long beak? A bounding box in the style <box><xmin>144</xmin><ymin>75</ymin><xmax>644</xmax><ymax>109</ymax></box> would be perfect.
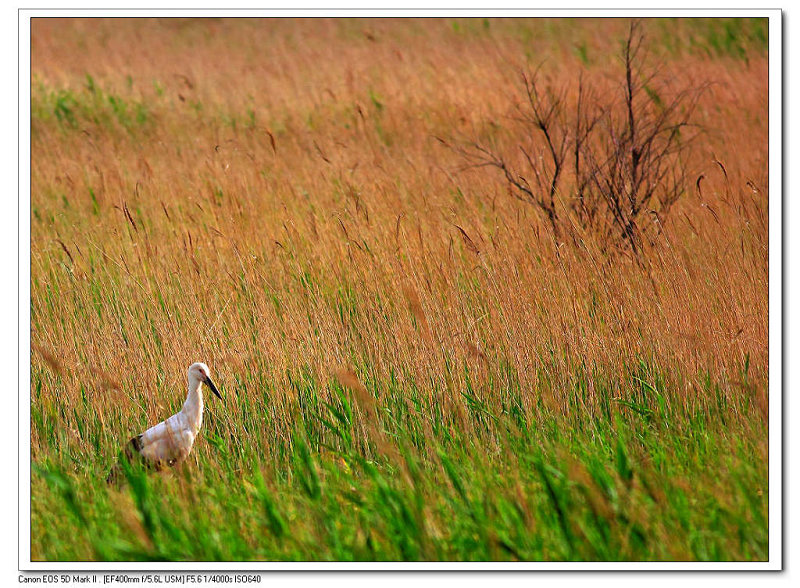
<box><xmin>205</xmin><ymin>376</ymin><xmax>222</xmax><ymax>399</ymax></box>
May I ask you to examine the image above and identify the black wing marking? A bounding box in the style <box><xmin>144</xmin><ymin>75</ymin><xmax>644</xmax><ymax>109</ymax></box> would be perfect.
<box><xmin>106</xmin><ymin>434</ymin><xmax>169</xmax><ymax>485</ymax></box>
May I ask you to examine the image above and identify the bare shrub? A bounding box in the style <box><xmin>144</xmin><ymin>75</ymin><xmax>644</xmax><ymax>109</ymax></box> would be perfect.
<box><xmin>454</xmin><ymin>20</ymin><xmax>705</xmax><ymax>258</ymax></box>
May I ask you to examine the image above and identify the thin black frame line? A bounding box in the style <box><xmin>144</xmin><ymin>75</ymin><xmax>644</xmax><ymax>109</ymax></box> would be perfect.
<box><xmin>19</xmin><ymin>10</ymin><xmax>781</xmax><ymax>572</ymax></box>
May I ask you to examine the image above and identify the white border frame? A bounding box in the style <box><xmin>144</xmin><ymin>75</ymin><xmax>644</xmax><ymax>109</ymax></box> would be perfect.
<box><xmin>18</xmin><ymin>8</ymin><xmax>782</xmax><ymax>572</ymax></box>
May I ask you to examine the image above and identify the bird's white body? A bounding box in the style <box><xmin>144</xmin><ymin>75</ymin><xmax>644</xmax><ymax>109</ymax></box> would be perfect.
<box><xmin>107</xmin><ymin>362</ymin><xmax>221</xmax><ymax>483</ymax></box>
<box><xmin>137</xmin><ymin>375</ymin><xmax>206</xmax><ymax>466</ymax></box>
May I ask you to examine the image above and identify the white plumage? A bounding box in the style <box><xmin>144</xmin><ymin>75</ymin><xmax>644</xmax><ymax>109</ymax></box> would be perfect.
<box><xmin>107</xmin><ymin>362</ymin><xmax>222</xmax><ymax>484</ymax></box>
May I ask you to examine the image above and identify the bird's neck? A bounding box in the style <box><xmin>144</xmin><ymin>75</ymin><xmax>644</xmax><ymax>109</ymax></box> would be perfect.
<box><xmin>182</xmin><ymin>377</ymin><xmax>204</xmax><ymax>433</ymax></box>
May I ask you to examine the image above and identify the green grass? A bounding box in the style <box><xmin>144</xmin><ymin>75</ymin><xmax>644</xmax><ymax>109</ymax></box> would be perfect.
<box><xmin>31</xmin><ymin>359</ymin><xmax>767</xmax><ymax>562</ymax></box>
<box><xmin>656</xmin><ymin>18</ymin><xmax>768</xmax><ymax>59</ymax></box>
<box><xmin>31</xmin><ymin>75</ymin><xmax>153</xmax><ymax>133</ymax></box>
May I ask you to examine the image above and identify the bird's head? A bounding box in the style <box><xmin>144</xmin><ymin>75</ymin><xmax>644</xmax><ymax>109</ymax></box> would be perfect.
<box><xmin>188</xmin><ymin>362</ymin><xmax>222</xmax><ymax>399</ymax></box>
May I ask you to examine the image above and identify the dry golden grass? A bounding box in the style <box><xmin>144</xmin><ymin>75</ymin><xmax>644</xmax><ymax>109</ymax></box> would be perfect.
<box><xmin>31</xmin><ymin>17</ymin><xmax>767</xmax><ymax>426</ymax></box>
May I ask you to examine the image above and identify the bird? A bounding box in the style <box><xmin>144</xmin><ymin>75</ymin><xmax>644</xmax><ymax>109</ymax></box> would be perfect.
<box><xmin>107</xmin><ymin>362</ymin><xmax>222</xmax><ymax>485</ymax></box>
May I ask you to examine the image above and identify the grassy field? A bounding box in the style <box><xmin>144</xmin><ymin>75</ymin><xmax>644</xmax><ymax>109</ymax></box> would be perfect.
<box><xmin>29</xmin><ymin>17</ymin><xmax>769</xmax><ymax>562</ymax></box>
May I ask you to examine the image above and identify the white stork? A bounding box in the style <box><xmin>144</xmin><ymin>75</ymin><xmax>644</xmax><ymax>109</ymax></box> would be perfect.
<box><xmin>107</xmin><ymin>362</ymin><xmax>222</xmax><ymax>484</ymax></box>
